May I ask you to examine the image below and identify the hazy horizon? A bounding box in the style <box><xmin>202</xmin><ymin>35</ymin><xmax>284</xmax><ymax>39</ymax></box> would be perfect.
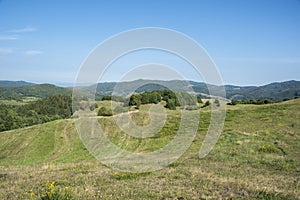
<box><xmin>1</xmin><ymin>78</ymin><xmax>299</xmax><ymax>88</ymax></box>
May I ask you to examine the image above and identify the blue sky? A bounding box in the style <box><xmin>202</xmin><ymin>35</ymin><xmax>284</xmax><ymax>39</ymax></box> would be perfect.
<box><xmin>0</xmin><ymin>0</ymin><xmax>299</xmax><ymax>86</ymax></box>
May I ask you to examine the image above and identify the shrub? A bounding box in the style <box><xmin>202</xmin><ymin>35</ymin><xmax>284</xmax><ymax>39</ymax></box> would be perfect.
<box><xmin>89</xmin><ymin>103</ymin><xmax>98</xmax><ymax>111</ymax></box>
<box><xmin>197</xmin><ymin>96</ymin><xmax>203</xmax><ymax>103</ymax></box>
<box><xmin>227</xmin><ymin>100</ymin><xmax>238</xmax><ymax>105</ymax></box>
<box><xmin>98</xmin><ymin>107</ymin><xmax>112</xmax><ymax>116</ymax></box>
<box><xmin>214</xmin><ymin>99</ymin><xmax>220</xmax><ymax>107</ymax></box>
<box><xmin>185</xmin><ymin>105</ymin><xmax>201</xmax><ymax>110</ymax></box>
<box><xmin>102</xmin><ymin>95</ymin><xmax>112</xmax><ymax>101</ymax></box>
<box><xmin>258</xmin><ymin>144</ymin><xmax>277</xmax><ymax>153</ymax></box>
<box><xmin>201</xmin><ymin>100</ymin><xmax>210</xmax><ymax>108</ymax></box>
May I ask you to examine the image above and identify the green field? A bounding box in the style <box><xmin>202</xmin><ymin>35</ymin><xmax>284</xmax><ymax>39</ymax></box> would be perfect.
<box><xmin>0</xmin><ymin>99</ymin><xmax>299</xmax><ymax>199</ymax></box>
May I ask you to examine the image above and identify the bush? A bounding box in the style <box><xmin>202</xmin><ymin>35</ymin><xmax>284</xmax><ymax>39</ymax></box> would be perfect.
<box><xmin>214</xmin><ymin>99</ymin><xmax>220</xmax><ymax>107</ymax></box>
<box><xmin>102</xmin><ymin>95</ymin><xmax>112</xmax><ymax>101</ymax></box>
<box><xmin>227</xmin><ymin>100</ymin><xmax>238</xmax><ymax>105</ymax></box>
<box><xmin>197</xmin><ymin>96</ymin><xmax>203</xmax><ymax>103</ymax></box>
<box><xmin>201</xmin><ymin>100</ymin><xmax>210</xmax><ymax>108</ymax></box>
<box><xmin>98</xmin><ymin>107</ymin><xmax>112</xmax><ymax>116</ymax></box>
<box><xmin>258</xmin><ymin>144</ymin><xmax>278</xmax><ymax>153</ymax></box>
<box><xmin>89</xmin><ymin>103</ymin><xmax>98</xmax><ymax>111</ymax></box>
<box><xmin>185</xmin><ymin>105</ymin><xmax>201</xmax><ymax>111</ymax></box>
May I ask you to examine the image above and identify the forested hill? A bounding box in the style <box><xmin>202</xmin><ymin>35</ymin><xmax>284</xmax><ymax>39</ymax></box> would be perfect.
<box><xmin>224</xmin><ymin>80</ymin><xmax>300</xmax><ymax>101</ymax></box>
<box><xmin>87</xmin><ymin>79</ymin><xmax>300</xmax><ymax>101</ymax></box>
<box><xmin>0</xmin><ymin>80</ymin><xmax>299</xmax><ymax>101</ymax></box>
<box><xmin>0</xmin><ymin>83</ymin><xmax>71</xmax><ymax>100</ymax></box>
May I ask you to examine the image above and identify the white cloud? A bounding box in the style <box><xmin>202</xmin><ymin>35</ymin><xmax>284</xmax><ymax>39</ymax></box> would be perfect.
<box><xmin>0</xmin><ymin>35</ymin><xmax>18</xmax><ymax>40</ymax></box>
<box><xmin>0</xmin><ymin>48</ymin><xmax>13</xmax><ymax>55</ymax></box>
<box><xmin>7</xmin><ymin>26</ymin><xmax>37</xmax><ymax>33</ymax></box>
<box><xmin>24</xmin><ymin>50</ymin><xmax>43</xmax><ymax>56</ymax></box>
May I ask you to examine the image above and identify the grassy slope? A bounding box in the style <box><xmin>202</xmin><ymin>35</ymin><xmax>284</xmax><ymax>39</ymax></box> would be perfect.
<box><xmin>0</xmin><ymin>99</ymin><xmax>299</xmax><ymax>199</ymax></box>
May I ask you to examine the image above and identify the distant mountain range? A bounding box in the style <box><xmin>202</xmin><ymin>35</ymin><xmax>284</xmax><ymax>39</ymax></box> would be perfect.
<box><xmin>224</xmin><ymin>80</ymin><xmax>300</xmax><ymax>101</ymax></box>
<box><xmin>0</xmin><ymin>80</ymin><xmax>35</xmax><ymax>88</ymax></box>
<box><xmin>85</xmin><ymin>79</ymin><xmax>300</xmax><ymax>101</ymax></box>
<box><xmin>0</xmin><ymin>80</ymin><xmax>299</xmax><ymax>102</ymax></box>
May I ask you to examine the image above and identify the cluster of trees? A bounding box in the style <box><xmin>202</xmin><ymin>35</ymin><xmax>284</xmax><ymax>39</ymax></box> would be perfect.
<box><xmin>127</xmin><ymin>90</ymin><xmax>201</xmax><ymax>110</ymax></box>
<box><xmin>100</xmin><ymin>90</ymin><xmax>204</xmax><ymax>111</ymax></box>
<box><xmin>96</xmin><ymin>91</ymin><xmax>220</xmax><ymax>116</ymax></box>
<box><xmin>228</xmin><ymin>99</ymin><xmax>274</xmax><ymax>105</ymax></box>
<box><xmin>0</xmin><ymin>94</ymin><xmax>73</xmax><ymax>132</ymax></box>
<box><xmin>128</xmin><ymin>91</ymin><xmax>165</xmax><ymax>108</ymax></box>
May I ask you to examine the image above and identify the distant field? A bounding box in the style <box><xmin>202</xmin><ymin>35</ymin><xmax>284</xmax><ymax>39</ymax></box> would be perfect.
<box><xmin>0</xmin><ymin>97</ymin><xmax>40</xmax><ymax>106</ymax></box>
<box><xmin>0</xmin><ymin>99</ymin><xmax>299</xmax><ymax>199</ymax></box>
<box><xmin>0</xmin><ymin>99</ymin><xmax>25</xmax><ymax>106</ymax></box>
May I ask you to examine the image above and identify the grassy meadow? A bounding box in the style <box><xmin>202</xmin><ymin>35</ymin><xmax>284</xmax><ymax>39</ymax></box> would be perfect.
<box><xmin>0</xmin><ymin>99</ymin><xmax>299</xmax><ymax>199</ymax></box>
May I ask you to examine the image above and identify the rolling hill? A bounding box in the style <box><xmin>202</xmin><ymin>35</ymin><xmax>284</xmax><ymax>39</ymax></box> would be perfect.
<box><xmin>0</xmin><ymin>83</ymin><xmax>72</xmax><ymax>100</ymax></box>
<box><xmin>86</xmin><ymin>79</ymin><xmax>300</xmax><ymax>101</ymax></box>
<box><xmin>224</xmin><ymin>80</ymin><xmax>300</xmax><ymax>101</ymax></box>
<box><xmin>0</xmin><ymin>80</ymin><xmax>35</xmax><ymax>88</ymax></box>
<box><xmin>0</xmin><ymin>99</ymin><xmax>299</xmax><ymax>199</ymax></box>
<box><xmin>1</xmin><ymin>79</ymin><xmax>299</xmax><ymax>102</ymax></box>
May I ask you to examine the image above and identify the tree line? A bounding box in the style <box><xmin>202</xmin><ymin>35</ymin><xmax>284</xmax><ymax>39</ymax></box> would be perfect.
<box><xmin>227</xmin><ymin>99</ymin><xmax>274</xmax><ymax>105</ymax></box>
<box><xmin>0</xmin><ymin>94</ymin><xmax>72</xmax><ymax>132</ymax></box>
<box><xmin>101</xmin><ymin>90</ymin><xmax>203</xmax><ymax>110</ymax></box>
<box><xmin>97</xmin><ymin>90</ymin><xmax>205</xmax><ymax>116</ymax></box>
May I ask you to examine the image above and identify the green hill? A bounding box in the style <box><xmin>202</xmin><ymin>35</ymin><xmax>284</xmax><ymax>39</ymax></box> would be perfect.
<box><xmin>1</xmin><ymin>79</ymin><xmax>299</xmax><ymax>102</ymax></box>
<box><xmin>0</xmin><ymin>83</ymin><xmax>71</xmax><ymax>100</ymax></box>
<box><xmin>85</xmin><ymin>79</ymin><xmax>300</xmax><ymax>101</ymax></box>
<box><xmin>0</xmin><ymin>119</ymin><xmax>92</xmax><ymax>166</ymax></box>
<box><xmin>0</xmin><ymin>99</ymin><xmax>299</xmax><ymax>199</ymax></box>
<box><xmin>225</xmin><ymin>80</ymin><xmax>300</xmax><ymax>101</ymax></box>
